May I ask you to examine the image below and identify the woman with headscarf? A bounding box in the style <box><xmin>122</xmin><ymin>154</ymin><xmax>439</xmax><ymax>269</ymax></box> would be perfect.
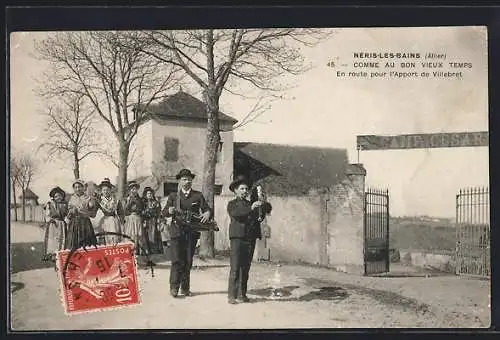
<box><xmin>43</xmin><ymin>186</ymin><xmax>69</xmax><ymax>263</ymax></box>
<box><xmin>123</xmin><ymin>180</ymin><xmax>143</xmax><ymax>254</ymax></box>
<box><xmin>96</xmin><ymin>178</ymin><xmax>123</xmax><ymax>245</ymax></box>
<box><xmin>65</xmin><ymin>180</ymin><xmax>99</xmax><ymax>250</ymax></box>
<box><xmin>141</xmin><ymin>187</ymin><xmax>163</xmax><ymax>257</ymax></box>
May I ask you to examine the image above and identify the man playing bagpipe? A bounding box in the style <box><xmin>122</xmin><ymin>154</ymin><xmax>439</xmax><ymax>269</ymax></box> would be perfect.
<box><xmin>226</xmin><ymin>175</ymin><xmax>272</xmax><ymax>304</ymax></box>
<box><xmin>161</xmin><ymin>168</ymin><xmax>214</xmax><ymax>298</ymax></box>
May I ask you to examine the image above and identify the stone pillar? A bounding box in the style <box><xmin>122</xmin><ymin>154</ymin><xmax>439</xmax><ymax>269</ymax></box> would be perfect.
<box><xmin>318</xmin><ymin>189</ymin><xmax>329</xmax><ymax>266</ymax></box>
<box><xmin>326</xmin><ymin>164</ymin><xmax>366</xmax><ymax>274</ymax></box>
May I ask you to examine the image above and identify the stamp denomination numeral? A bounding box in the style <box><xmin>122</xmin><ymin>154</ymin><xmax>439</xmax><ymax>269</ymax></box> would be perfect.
<box><xmin>115</xmin><ymin>288</ymin><xmax>132</xmax><ymax>303</ymax></box>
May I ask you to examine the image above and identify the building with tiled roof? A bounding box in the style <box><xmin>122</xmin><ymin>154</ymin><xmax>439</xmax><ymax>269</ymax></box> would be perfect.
<box><xmin>129</xmin><ymin>90</ymin><xmax>352</xmax><ymax>198</ymax></box>
<box><xmin>129</xmin><ymin>90</ymin><xmax>237</xmax><ymax>196</ymax></box>
<box><xmin>18</xmin><ymin>188</ymin><xmax>39</xmax><ymax>206</ymax></box>
<box><xmin>234</xmin><ymin>142</ymin><xmax>349</xmax><ymax>195</ymax></box>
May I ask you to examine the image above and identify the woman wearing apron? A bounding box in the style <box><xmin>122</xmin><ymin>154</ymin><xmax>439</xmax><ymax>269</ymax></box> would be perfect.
<box><xmin>123</xmin><ymin>180</ymin><xmax>143</xmax><ymax>255</ymax></box>
<box><xmin>43</xmin><ymin>186</ymin><xmax>69</xmax><ymax>266</ymax></box>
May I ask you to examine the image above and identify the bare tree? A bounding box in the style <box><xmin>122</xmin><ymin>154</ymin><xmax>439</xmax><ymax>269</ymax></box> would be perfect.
<box><xmin>34</xmin><ymin>31</ymin><xmax>182</xmax><ymax>199</ymax></box>
<box><xmin>11</xmin><ymin>151</ymin><xmax>37</xmax><ymax>222</ymax></box>
<box><xmin>37</xmin><ymin>92</ymin><xmax>104</xmax><ymax>180</ymax></box>
<box><xmin>140</xmin><ymin>29</ymin><xmax>331</xmax><ymax>257</ymax></box>
<box><xmin>98</xmin><ymin>137</ymin><xmax>141</xmax><ymax>173</ymax></box>
<box><xmin>10</xmin><ymin>153</ymin><xmax>20</xmax><ymax>221</ymax></box>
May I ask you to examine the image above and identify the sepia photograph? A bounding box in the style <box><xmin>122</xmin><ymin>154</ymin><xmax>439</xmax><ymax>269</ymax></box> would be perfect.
<box><xmin>8</xmin><ymin>24</ymin><xmax>490</xmax><ymax>329</ymax></box>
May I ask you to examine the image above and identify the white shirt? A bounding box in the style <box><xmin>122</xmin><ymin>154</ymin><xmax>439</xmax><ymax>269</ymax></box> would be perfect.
<box><xmin>181</xmin><ymin>188</ymin><xmax>192</xmax><ymax>197</ymax></box>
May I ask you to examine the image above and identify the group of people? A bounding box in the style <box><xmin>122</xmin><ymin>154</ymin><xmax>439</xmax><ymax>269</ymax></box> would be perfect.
<box><xmin>42</xmin><ymin>168</ymin><xmax>272</xmax><ymax>305</ymax></box>
<box><xmin>42</xmin><ymin>178</ymin><xmax>164</xmax><ymax>265</ymax></box>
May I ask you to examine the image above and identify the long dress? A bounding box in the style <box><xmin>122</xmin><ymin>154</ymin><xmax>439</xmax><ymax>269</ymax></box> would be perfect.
<box><xmin>141</xmin><ymin>198</ymin><xmax>163</xmax><ymax>255</ymax></box>
<box><xmin>65</xmin><ymin>193</ymin><xmax>98</xmax><ymax>250</ymax></box>
<box><xmin>43</xmin><ymin>200</ymin><xmax>69</xmax><ymax>260</ymax></box>
<box><xmin>123</xmin><ymin>194</ymin><xmax>143</xmax><ymax>252</ymax></box>
<box><xmin>96</xmin><ymin>195</ymin><xmax>123</xmax><ymax>245</ymax></box>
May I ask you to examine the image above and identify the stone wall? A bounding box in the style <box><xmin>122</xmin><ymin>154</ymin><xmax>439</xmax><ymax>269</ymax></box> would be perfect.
<box><xmin>212</xmin><ymin>163</ymin><xmax>367</xmax><ymax>274</ymax></box>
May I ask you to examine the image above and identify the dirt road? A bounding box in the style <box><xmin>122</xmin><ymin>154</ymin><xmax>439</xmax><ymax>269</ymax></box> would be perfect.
<box><xmin>9</xmin><ymin>222</ymin><xmax>490</xmax><ymax>330</ymax></box>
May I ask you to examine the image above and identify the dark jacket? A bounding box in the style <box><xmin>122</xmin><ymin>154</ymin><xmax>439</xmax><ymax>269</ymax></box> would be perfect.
<box><xmin>227</xmin><ymin>197</ymin><xmax>272</xmax><ymax>240</ymax></box>
<box><xmin>124</xmin><ymin>194</ymin><xmax>143</xmax><ymax>216</ymax></box>
<box><xmin>161</xmin><ymin>190</ymin><xmax>211</xmax><ymax>239</ymax></box>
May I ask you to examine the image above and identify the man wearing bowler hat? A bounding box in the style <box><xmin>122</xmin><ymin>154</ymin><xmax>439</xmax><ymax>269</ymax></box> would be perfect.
<box><xmin>227</xmin><ymin>175</ymin><xmax>272</xmax><ymax>304</ymax></box>
<box><xmin>162</xmin><ymin>168</ymin><xmax>211</xmax><ymax>297</ymax></box>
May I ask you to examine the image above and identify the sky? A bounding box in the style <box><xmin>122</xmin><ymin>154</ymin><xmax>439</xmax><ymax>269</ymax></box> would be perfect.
<box><xmin>9</xmin><ymin>27</ymin><xmax>489</xmax><ymax>218</ymax></box>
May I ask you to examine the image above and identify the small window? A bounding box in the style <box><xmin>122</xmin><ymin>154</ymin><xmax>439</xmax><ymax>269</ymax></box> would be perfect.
<box><xmin>216</xmin><ymin>141</ymin><xmax>223</xmax><ymax>163</ymax></box>
<box><xmin>164</xmin><ymin>182</ymin><xmax>178</xmax><ymax>196</ymax></box>
<box><xmin>214</xmin><ymin>185</ymin><xmax>223</xmax><ymax>195</ymax></box>
<box><xmin>164</xmin><ymin>137</ymin><xmax>179</xmax><ymax>162</ymax></box>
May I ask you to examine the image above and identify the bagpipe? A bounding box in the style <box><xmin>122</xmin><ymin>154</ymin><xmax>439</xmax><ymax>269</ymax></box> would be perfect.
<box><xmin>171</xmin><ymin>207</ymin><xmax>220</xmax><ymax>232</ymax></box>
<box><xmin>249</xmin><ymin>183</ymin><xmax>269</xmax><ymax>222</ymax></box>
<box><xmin>255</xmin><ymin>184</ymin><xmax>267</xmax><ymax>222</ymax></box>
<box><xmin>249</xmin><ymin>183</ymin><xmax>271</xmax><ymax>238</ymax></box>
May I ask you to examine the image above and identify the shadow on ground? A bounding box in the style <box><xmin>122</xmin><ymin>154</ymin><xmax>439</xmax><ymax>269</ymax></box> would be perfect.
<box><xmin>191</xmin><ymin>290</ymin><xmax>228</xmax><ymax>297</ymax></box>
<box><xmin>165</xmin><ymin>285</ymin><xmax>350</xmax><ymax>304</ymax></box>
<box><xmin>245</xmin><ymin>285</ymin><xmax>350</xmax><ymax>303</ymax></box>
<box><xmin>137</xmin><ymin>263</ymin><xmax>228</xmax><ymax>271</ymax></box>
<box><xmin>11</xmin><ymin>281</ymin><xmax>25</xmax><ymax>293</ymax></box>
<box><xmin>10</xmin><ymin>242</ymin><xmax>54</xmax><ymax>274</ymax></box>
<box><xmin>303</xmin><ymin>277</ymin><xmax>431</xmax><ymax>314</ymax></box>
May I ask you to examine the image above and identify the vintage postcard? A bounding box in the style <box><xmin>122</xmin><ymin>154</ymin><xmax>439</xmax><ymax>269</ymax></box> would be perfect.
<box><xmin>9</xmin><ymin>25</ymin><xmax>490</xmax><ymax>330</ymax></box>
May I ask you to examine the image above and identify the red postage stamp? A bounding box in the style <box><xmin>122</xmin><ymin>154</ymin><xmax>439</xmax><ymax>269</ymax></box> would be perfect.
<box><xmin>56</xmin><ymin>243</ymin><xmax>140</xmax><ymax>315</ymax></box>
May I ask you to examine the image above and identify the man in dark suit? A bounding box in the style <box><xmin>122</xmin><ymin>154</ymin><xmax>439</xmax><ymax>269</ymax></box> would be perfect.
<box><xmin>227</xmin><ymin>175</ymin><xmax>272</xmax><ymax>304</ymax></box>
<box><xmin>162</xmin><ymin>169</ymin><xmax>211</xmax><ymax>298</ymax></box>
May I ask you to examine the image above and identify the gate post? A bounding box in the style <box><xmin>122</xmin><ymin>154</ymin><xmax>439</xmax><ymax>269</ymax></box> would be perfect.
<box><xmin>318</xmin><ymin>189</ymin><xmax>329</xmax><ymax>266</ymax></box>
<box><xmin>326</xmin><ymin>164</ymin><xmax>367</xmax><ymax>274</ymax></box>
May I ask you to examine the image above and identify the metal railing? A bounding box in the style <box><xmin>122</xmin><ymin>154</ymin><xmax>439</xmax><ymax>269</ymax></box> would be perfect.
<box><xmin>364</xmin><ymin>188</ymin><xmax>390</xmax><ymax>275</ymax></box>
<box><xmin>455</xmin><ymin>187</ymin><xmax>490</xmax><ymax>278</ymax></box>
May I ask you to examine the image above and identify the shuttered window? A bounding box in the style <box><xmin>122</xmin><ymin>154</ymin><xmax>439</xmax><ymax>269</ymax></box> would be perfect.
<box><xmin>164</xmin><ymin>137</ymin><xmax>179</xmax><ymax>161</ymax></box>
<box><xmin>216</xmin><ymin>142</ymin><xmax>223</xmax><ymax>163</ymax></box>
<box><xmin>163</xmin><ymin>182</ymin><xmax>178</xmax><ymax>196</ymax></box>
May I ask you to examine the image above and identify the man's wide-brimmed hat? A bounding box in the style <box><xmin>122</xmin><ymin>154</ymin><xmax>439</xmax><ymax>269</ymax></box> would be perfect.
<box><xmin>229</xmin><ymin>175</ymin><xmax>251</xmax><ymax>192</ymax></box>
<box><xmin>98</xmin><ymin>178</ymin><xmax>113</xmax><ymax>189</ymax></box>
<box><xmin>49</xmin><ymin>186</ymin><xmax>66</xmax><ymax>199</ymax></box>
<box><xmin>128</xmin><ymin>180</ymin><xmax>140</xmax><ymax>189</ymax></box>
<box><xmin>175</xmin><ymin>168</ymin><xmax>195</xmax><ymax>180</ymax></box>
<box><xmin>72</xmin><ymin>179</ymin><xmax>85</xmax><ymax>188</ymax></box>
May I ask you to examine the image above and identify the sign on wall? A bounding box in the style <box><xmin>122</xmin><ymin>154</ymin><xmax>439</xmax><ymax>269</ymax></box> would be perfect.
<box><xmin>356</xmin><ymin>131</ymin><xmax>489</xmax><ymax>151</ymax></box>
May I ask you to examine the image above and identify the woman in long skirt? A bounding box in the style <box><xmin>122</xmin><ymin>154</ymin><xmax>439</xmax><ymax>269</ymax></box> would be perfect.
<box><xmin>43</xmin><ymin>186</ymin><xmax>69</xmax><ymax>263</ymax></box>
<box><xmin>141</xmin><ymin>187</ymin><xmax>163</xmax><ymax>257</ymax></box>
<box><xmin>123</xmin><ymin>181</ymin><xmax>143</xmax><ymax>254</ymax></box>
<box><xmin>65</xmin><ymin>180</ymin><xmax>98</xmax><ymax>250</ymax></box>
<box><xmin>96</xmin><ymin>178</ymin><xmax>123</xmax><ymax>245</ymax></box>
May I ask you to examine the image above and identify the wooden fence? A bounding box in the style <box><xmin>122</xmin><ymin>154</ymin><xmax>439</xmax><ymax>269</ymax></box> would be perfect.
<box><xmin>10</xmin><ymin>205</ymin><xmax>46</xmax><ymax>223</ymax></box>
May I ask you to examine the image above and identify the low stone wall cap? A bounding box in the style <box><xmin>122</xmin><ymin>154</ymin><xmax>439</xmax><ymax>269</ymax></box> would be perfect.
<box><xmin>345</xmin><ymin>163</ymin><xmax>367</xmax><ymax>176</ymax></box>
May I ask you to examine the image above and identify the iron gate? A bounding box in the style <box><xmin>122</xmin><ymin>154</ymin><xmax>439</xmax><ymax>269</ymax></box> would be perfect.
<box><xmin>364</xmin><ymin>188</ymin><xmax>390</xmax><ymax>275</ymax></box>
<box><xmin>456</xmin><ymin>187</ymin><xmax>490</xmax><ymax>278</ymax></box>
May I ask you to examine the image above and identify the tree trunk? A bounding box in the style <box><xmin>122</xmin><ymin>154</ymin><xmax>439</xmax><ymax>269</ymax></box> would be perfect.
<box><xmin>12</xmin><ymin>180</ymin><xmax>18</xmax><ymax>221</ymax></box>
<box><xmin>117</xmin><ymin>142</ymin><xmax>130</xmax><ymax>201</ymax></box>
<box><xmin>199</xmin><ymin>90</ymin><xmax>220</xmax><ymax>259</ymax></box>
<box><xmin>21</xmin><ymin>189</ymin><xmax>26</xmax><ymax>222</ymax></box>
<box><xmin>73</xmin><ymin>153</ymin><xmax>80</xmax><ymax>180</ymax></box>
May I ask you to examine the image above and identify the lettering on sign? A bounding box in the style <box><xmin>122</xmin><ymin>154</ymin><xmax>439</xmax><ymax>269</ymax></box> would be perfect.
<box><xmin>356</xmin><ymin>132</ymin><xmax>488</xmax><ymax>150</ymax></box>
